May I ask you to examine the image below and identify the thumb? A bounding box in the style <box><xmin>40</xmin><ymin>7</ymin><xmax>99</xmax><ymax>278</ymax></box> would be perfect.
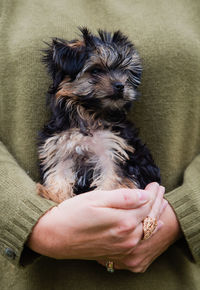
<box><xmin>145</xmin><ymin>182</ymin><xmax>161</xmax><ymax>201</ymax></box>
<box><xmin>87</xmin><ymin>188</ymin><xmax>152</xmax><ymax>210</ymax></box>
<box><xmin>145</xmin><ymin>182</ymin><xmax>160</xmax><ymax>191</ymax></box>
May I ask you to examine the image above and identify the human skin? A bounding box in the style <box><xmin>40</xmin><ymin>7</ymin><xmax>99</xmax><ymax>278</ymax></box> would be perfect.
<box><xmin>110</xmin><ymin>203</ymin><xmax>182</xmax><ymax>273</ymax></box>
<box><xmin>27</xmin><ymin>183</ymin><xmax>166</xmax><ymax>260</ymax></box>
<box><xmin>97</xmin><ymin>184</ymin><xmax>182</xmax><ymax>272</ymax></box>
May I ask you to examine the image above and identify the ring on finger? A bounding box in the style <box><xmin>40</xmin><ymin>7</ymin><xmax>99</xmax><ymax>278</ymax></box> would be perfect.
<box><xmin>142</xmin><ymin>216</ymin><xmax>158</xmax><ymax>240</ymax></box>
<box><xmin>106</xmin><ymin>261</ymin><xmax>115</xmax><ymax>273</ymax></box>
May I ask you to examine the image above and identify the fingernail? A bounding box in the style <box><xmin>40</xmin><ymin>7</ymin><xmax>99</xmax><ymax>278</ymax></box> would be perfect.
<box><xmin>162</xmin><ymin>199</ymin><xmax>168</xmax><ymax>211</ymax></box>
<box><xmin>159</xmin><ymin>186</ymin><xmax>165</xmax><ymax>194</ymax></box>
<box><xmin>137</xmin><ymin>191</ymin><xmax>148</xmax><ymax>203</ymax></box>
<box><xmin>150</xmin><ymin>182</ymin><xmax>159</xmax><ymax>188</ymax></box>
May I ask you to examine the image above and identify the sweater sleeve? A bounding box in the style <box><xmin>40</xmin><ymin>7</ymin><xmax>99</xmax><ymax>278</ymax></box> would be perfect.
<box><xmin>0</xmin><ymin>141</ymin><xmax>56</xmax><ymax>266</ymax></box>
<box><xmin>165</xmin><ymin>154</ymin><xmax>200</xmax><ymax>264</ymax></box>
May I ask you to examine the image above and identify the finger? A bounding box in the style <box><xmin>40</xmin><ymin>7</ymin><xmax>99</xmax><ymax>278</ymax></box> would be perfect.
<box><xmin>148</xmin><ymin>186</ymin><xmax>165</xmax><ymax>220</ymax></box>
<box><xmin>97</xmin><ymin>259</ymin><xmax>105</xmax><ymax>267</ymax></box>
<box><xmin>144</xmin><ymin>182</ymin><xmax>161</xmax><ymax>204</ymax></box>
<box><xmin>105</xmin><ymin>198</ymin><xmax>158</xmax><ymax>231</ymax></box>
<box><xmin>124</xmin><ymin>183</ymin><xmax>161</xmax><ymax>224</ymax></box>
<box><xmin>103</xmin><ymin>187</ymin><xmax>161</xmax><ymax>229</ymax></box>
<box><xmin>128</xmin><ymin>201</ymin><xmax>156</xmax><ymax>226</ymax></box>
<box><xmin>159</xmin><ymin>199</ymin><xmax>168</xmax><ymax>216</ymax></box>
<box><xmin>139</xmin><ymin>186</ymin><xmax>165</xmax><ymax>240</ymax></box>
<box><xmin>87</xmin><ymin>187</ymin><xmax>153</xmax><ymax>210</ymax></box>
<box><xmin>145</xmin><ymin>182</ymin><xmax>160</xmax><ymax>191</ymax></box>
<box><xmin>95</xmin><ymin>201</ymin><xmax>154</xmax><ymax>230</ymax></box>
<box><xmin>96</xmin><ymin>224</ymin><xmax>143</xmax><ymax>259</ymax></box>
<box><xmin>151</xmin><ymin>220</ymin><xmax>164</xmax><ymax>236</ymax></box>
<box><xmin>123</xmin><ymin>183</ymin><xmax>168</xmax><ymax>229</ymax></box>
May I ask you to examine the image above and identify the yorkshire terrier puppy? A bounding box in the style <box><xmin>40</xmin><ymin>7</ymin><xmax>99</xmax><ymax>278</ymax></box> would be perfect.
<box><xmin>37</xmin><ymin>28</ymin><xmax>160</xmax><ymax>203</ymax></box>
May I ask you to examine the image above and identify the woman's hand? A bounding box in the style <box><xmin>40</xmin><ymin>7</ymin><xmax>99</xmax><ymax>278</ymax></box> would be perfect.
<box><xmin>27</xmin><ymin>183</ymin><xmax>165</xmax><ymax>260</ymax></box>
<box><xmin>98</xmin><ymin>198</ymin><xmax>182</xmax><ymax>273</ymax></box>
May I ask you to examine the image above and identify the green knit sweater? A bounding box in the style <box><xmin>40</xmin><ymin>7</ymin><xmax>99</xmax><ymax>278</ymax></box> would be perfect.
<box><xmin>0</xmin><ymin>0</ymin><xmax>200</xmax><ymax>289</ymax></box>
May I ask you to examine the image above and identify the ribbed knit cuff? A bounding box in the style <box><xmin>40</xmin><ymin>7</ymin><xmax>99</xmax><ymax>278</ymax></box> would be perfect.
<box><xmin>0</xmin><ymin>142</ymin><xmax>57</xmax><ymax>266</ymax></box>
<box><xmin>0</xmin><ymin>189</ymin><xmax>56</xmax><ymax>267</ymax></box>
<box><xmin>165</xmin><ymin>183</ymin><xmax>200</xmax><ymax>264</ymax></box>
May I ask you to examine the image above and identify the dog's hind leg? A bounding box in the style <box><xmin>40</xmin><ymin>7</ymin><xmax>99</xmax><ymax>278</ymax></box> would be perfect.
<box><xmin>37</xmin><ymin>158</ymin><xmax>76</xmax><ymax>203</ymax></box>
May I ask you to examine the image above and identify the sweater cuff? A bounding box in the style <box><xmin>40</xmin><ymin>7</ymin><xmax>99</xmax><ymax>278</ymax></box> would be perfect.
<box><xmin>0</xmin><ymin>185</ymin><xmax>56</xmax><ymax>267</ymax></box>
<box><xmin>165</xmin><ymin>183</ymin><xmax>200</xmax><ymax>264</ymax></box>
<box><xmin>0</xmin><ymin>141</ymin><xmax>57</xmax><ymax>266</ymax></box>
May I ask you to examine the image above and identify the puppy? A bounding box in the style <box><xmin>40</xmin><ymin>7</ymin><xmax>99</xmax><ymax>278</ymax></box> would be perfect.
<box><xmin>37</xmin><ymin>28</ymin><xmax>160</xmax><ymax>203</ymax></box>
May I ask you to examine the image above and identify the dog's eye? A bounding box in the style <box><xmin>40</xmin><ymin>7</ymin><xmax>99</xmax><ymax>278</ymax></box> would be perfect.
<box><xmin>90</xmin><ymin>67</ymin><xmax>104</xmax><ymax>75</ymax></box>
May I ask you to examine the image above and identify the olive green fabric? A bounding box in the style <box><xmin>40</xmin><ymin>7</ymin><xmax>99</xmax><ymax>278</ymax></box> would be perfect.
<box><xmin>0</xmin><ymin>0</ymin><xmax>200</xmax><ymax>289</ymax></box>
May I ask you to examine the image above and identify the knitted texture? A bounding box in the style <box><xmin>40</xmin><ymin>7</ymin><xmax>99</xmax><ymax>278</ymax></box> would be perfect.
<box><xmin>0</xmin><ymin>142</ymin><xmax>56</xmax><ymax>265</ymax></box>
<box><xmin>0</xmin><ymin>0</ymin><xmax>200</xmax><ymax>289</ymax></box>
<box><xmin>165</xmin><ymin>156</ymin><xmax>200</xmax><ymax>263</ymax></box>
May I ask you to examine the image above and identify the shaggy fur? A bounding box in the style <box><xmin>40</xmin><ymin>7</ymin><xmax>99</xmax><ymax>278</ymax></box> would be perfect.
<box><xmin>37</xmin><ymin>28</ymin><xmax>160</xmax><ymax>203</ymax></box>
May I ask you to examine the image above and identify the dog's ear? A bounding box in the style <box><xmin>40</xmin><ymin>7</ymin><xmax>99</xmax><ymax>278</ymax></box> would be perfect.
<box><xmin>79</xmin><ymin>27</ymin><xmax>96</xmax><ymax>48</ymax></box>
<box><xmin>112</xmin><ymin>31</ymin><xmax>142</xmax><ymax>88</ymax></box>
<box><xmin>42</xmin><ymin>38</ymin><xmax>86</xmax><ymax>87</ymax></box>
<box><xmin>112</xmin><ymin>31</ymin><xmax>131</xmax><ymax>46</ymax></box>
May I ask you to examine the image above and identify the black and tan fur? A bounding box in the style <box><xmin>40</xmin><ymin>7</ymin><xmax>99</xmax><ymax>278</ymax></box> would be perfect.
<box><xmin>37</xmin><ymin>28</ymin><xmax>160</xmax><ymax>203</ymax></box>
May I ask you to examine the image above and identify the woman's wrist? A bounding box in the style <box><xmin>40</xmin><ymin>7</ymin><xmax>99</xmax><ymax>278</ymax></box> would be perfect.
<box><xmin>27</xmin><ymin>206</ymin><xmax>60</xmax><ymax>258</ymax></box>
<box><xmin>161</xmin><ymin>201</ymin><xmax>183</xmax><ymax>243</ymax></box>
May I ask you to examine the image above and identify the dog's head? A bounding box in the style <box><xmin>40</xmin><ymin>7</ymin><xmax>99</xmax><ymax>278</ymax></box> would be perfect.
<box><xmin>43</xmin><ymin>28</ymin><xmax>142</xmax><ymax>117</ymax></box>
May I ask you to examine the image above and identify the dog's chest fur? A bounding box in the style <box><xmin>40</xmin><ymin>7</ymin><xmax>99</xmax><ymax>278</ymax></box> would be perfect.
<box><xmin>39</xmin><ymin>128</ymin><xmax>136</xmax><ymax>200</ymax></box>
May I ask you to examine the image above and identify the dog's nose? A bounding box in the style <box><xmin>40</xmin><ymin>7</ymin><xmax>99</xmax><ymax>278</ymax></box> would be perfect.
<box><xmin>113</xmin><ymin>82</ymin><xmax>124</xmax><ymax>92</ymax></box>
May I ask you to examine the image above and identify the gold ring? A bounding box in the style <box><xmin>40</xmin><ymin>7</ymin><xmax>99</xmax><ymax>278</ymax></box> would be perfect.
<box><xmin>106</xmin><ymin>261</ymin><xmax>114</xmax><ymax>273</ymax></box>
<box><xmin>142</xmin><ymin>216</ymin><xmax>158</xmax><ymax>240</ymax></box>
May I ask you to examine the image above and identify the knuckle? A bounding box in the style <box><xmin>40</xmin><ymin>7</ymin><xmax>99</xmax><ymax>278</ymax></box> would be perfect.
<box><xmin>142</xmin><ymin>202</ymin><xmax>151</xmax><ymax>214</ymax></box>
<box><xmin>109</xmin><ymin>229</ymin><xmax>121</xmax><ymax>243</ymax></box>
<box><xmin>129</xmin><ymin>258</ymin><xmax>142</xmax><ymax>268</ymax></box>
<box><xmin>121</xmin><ymin>238</ymin><xmax>138</xmax><ymax>251</ymax></box>
<box><xmin>129</xmin><ymin>262</ymin><xmax>147</xmax><ymax>273</ymax></box>
<box><xmin>131</xmin><ymin>267</ymin><xmax>146</xmax><ymax>273</ymax></box>
<box><xmin>117</xmin><ymin>219</ymin><xmax>137</xmax><ymax>234</ymax></box>
<box><xmin>129</xmin><ymin>260</ymin><xmax>148</xmax><ymax>273</ymax></box>
<box><xmin>85</xmin><ymin>204</ymin><xmax>96</xmax><ymax>216</ymax></box>
<box><xmin>122</xmin><ymin>191</ymin><xmax>136</xmax><ymax>206</ymax></box>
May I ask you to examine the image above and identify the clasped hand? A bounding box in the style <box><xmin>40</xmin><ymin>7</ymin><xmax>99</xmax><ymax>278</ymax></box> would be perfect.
<box><xmin>28</xmin><ymin>182</ymin><xmax>181</xmax><ymax>273</ymax></box>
